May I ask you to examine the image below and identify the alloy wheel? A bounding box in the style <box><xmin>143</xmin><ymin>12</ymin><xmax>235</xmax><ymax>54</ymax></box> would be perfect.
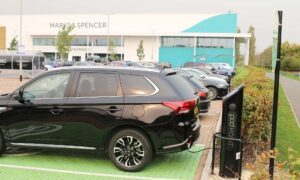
<box><xmin>113</xmin><ymin>136</ymin><xmax>145</xmax><ymax>167</ymax></box>
<box><xmin>207</xmin><ymin>87</ymin><xmax>218</xmax><ymax>100</ymax></box>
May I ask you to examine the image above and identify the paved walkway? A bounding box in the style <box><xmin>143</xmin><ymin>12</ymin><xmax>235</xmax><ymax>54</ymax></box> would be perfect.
<box><xmin>0</xmin><ymin>78</ymin><xmax>29</xmax><ymax>94</ymax></box>
<box><xmin>266</xmin><ymin>73</ymin><xmax>300</xmax><ymax>127</ymax></box>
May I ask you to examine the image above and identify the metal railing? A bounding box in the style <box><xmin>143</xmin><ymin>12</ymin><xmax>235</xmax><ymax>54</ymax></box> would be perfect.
<box><xmin>211</xmin><ymin>132</ymin><xmax>243</xmax><ymax>180</ymax></box>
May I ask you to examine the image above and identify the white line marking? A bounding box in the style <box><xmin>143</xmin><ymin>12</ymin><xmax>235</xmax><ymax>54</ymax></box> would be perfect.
<box><xmin>282</xmin><ymin>86</ymin><xmax>300</xmax><ymax>128</ymax></box>
<box><xmin>3</xmin><ymin>151</ymin><xmax>43</xmax><ymax>157</ymax></box>
<box><xmin>0</xmin><ymin>164</ymin><xmax>177</xmax><ymax>180</ymax></box>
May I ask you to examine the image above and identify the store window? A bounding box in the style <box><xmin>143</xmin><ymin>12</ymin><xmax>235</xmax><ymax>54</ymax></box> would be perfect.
<box><xmin>161</xmin><ymin>37</ymin><xmax>194</xmax><ymax>48</ymax></box>
<box><xmin>196</xmin><ymin>37</ymin><xmax>234</xmax><ymax>48</ymax></box>
<box><xmin>72</xmin><ymin>37</ymin><xmax>87</xmax><ymax>46</ymax></box>
<box><xmin>33</xmin><ymin>38</ymin><xmax>55</xmax><ymax>46</ymax></box>
<box><xmin>89</xmin><ymin>36</ymin><xmax>122</xmax><ymax>46</ymax></box>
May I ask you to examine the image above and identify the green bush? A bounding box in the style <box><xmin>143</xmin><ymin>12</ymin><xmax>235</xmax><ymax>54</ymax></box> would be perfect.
<box><xmin>281</xmin><ymin>42</ymin><xmax>300</xmax><ymax>71</ymax></box>
<box><xmin>232</xmin><ymin>67</ymin><xmax>273</xmax><ymax>156</ymax></box>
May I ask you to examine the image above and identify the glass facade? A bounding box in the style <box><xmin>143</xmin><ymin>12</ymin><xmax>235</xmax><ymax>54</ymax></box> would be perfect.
<box><xmin>161</xmin><ymin>37</ymin><xmax>194</xmax><ymax>48</ymax></box>
<box><xmin>197</xmin><ymin>37</ymin><xmax>233</xmax><ymax>48</ymax></box>
<box><xmin>71</xmin><ymin>37</ymin><xmax>87</xmax><ymax>46</ymax></box>
<box><xmin>33</xmin><ymin>38</ymin><xmax>55</xmax><ymax>46</ymax></box>
<box><xmin>161</xmin><ymin>37</ymin><xmax>234</xmax><ymax>48</ymax></box>
<box><xmin>33</xmin><ymin>36</ymin><xmax>123</xmax><ymax>47</ymax></box>
<box><xmin>89</xmin><ymin>37</ymin><xmax>122</xmax><ymax>47</ymax></box>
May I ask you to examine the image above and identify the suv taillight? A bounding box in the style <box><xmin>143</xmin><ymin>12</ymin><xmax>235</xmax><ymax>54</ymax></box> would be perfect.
<box><xmin>162</xmin><ymin>99</ymin><xmax>196</xmax><ymax>114</ymax></box>
<box><xmin>197</xmin><ymin>91</ymin><xmax>206</xmax><ymax>98</ymax></box>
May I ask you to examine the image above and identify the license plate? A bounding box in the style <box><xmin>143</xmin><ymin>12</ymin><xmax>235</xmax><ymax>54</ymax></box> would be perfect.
<box><xmin>194</xmin><ymin>105</ymin><xmax>199</xmax><ymax>117</ymax></box>
<box><xmin>194</xmin><ymin>98</ymin><xmax>199</xmax><ymax>117</ymax></box>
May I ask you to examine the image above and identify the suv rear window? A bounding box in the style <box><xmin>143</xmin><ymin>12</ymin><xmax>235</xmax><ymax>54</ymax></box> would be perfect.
<box><xmin>75</xmin><ymin>72</ymin><xmax>118</xmax><ymax>97</ymax></box>
<box><xmin>120</xmin><ymin>74</ymin><xmax>156</xmax><ymax>96</ymax></box>
<box><xmin>165</xmin><ymin>74</ymin><xmax>196</xmax><ymax>99</ymax></box>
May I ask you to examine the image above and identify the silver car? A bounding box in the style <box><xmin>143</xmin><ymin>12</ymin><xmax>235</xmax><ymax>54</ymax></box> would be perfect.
<box><xmin>178</xmin><ymin>68</ymin><xmax>229</xmax><ymax>99</ymax></box>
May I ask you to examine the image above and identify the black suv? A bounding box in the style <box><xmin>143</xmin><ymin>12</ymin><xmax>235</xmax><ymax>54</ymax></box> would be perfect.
<box><xmin>0</xmin><ymin>66</ymin><xmax>200</xmax><ymax>171</ymax></box>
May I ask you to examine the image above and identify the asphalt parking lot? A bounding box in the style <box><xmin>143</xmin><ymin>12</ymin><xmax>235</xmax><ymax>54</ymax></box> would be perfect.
<box><xmin>0</xmin><ymin>78</ymin><xmax>222</xmax><ymax>180</ymax></box>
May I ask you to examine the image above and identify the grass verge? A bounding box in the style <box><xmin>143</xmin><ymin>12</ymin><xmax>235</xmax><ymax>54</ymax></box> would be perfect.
<box><xmin>277</xmin><ymin>85</ymin><xmax>300</xmax><ymax>165</ymax></box>
<box><xmin>281</xmin><ymin>71</ymin><xmax>300</xmax><ymax>81</ymax></box>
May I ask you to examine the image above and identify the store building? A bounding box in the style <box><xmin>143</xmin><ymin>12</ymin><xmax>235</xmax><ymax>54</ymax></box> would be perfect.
<box><xmin>0</xmin><ymin>13</ymin><xmax>250</xmax><ymax>67</ymax></box>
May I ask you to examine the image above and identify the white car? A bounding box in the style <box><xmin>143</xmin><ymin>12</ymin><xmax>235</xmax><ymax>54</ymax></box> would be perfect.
<box><xmin>44</xmin><ymin>65</ymin><xmax>54</xmax><ymax>71</ymax></box>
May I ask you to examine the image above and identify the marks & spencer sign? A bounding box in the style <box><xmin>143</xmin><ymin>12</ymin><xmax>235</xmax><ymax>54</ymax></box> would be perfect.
<box><xmin>49</xmin><ymin>22</ymin><xmax>107</xmax><ymax>29</ymax></box>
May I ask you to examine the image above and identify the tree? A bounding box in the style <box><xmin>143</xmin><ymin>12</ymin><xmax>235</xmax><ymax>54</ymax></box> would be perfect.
<box><xmin>248</xmin><ymin>25</ymin><xmax>256</xmax><ymax>65</ymax></box>
<box><xmin>235</xmin><ymin>28</ymin><xmax>243</xmax><ymax>65</ymax></box>
<box><xmin>281</xmin><ymin>41</ymin><xmax>300</xmax><ymax>71</ymax></box>
<box><xmin>108</xmin><ymin>39</ymin><xmax>118</xmax><ymax>61</ymax></box>
<box><xmin>55</xmin><ymin>25</ymin><xmax>74</xmax><ymax>60</ymax></box>
<box><xmin>259</xmin><ymin>46</ymin><xmax>272</xmax><ymax>68</ymax></box>
<box><xmin>7</xmin><ymin>36</ymin><xmax>18</xmax><ymax>50</ymax></box>
<box><xmin>136</xmin><ymin>40</ymin><xmax>145</xmax><ymax>61</ymax></box>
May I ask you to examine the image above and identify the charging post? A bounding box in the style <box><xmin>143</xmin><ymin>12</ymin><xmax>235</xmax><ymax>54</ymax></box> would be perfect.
<box><xmin>211</xmin><ymin>85</ymin><xmax>244</xmax><ymax>179</ymax></box>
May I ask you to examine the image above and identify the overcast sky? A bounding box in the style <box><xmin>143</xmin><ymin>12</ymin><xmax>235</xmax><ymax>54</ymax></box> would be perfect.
<box><xmin>0</xmin><ymin>0</ymin><xmax>299</xmax><ymax>52</ymax></box>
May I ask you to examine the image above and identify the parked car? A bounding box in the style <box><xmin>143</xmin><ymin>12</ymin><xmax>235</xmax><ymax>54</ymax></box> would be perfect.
<box><xmin>139</xmin><ymin>61</ymin><xmax>159</xmax><ymax>69</ymax></box>
<box><xmin>178</xmin><ymin>68</ymin><xmax>229</xmax><ymax>99</ymax></box>
<box><xmin>44</xmin><ymin>60</ymin><xmax>61</xmax><ymax>71</ymax></box>
<box><xmin>191</xmin><ymin>67</ymin><xmax>230</xmax><ymax>84</ymax></box>
<box><xmin>183</xmin><ymin>62</ymin><xmax>220</xmax><ymax>74</ymax></box>
<box><xmin>210</xmin><ymin>63</ymin><xmax>235</xmax><ymax>77</ymax></box>
<box><xmin>183</xmin><ymin>62</ymin><xmax>204</xmax><ymax>68</ymax></box>
<box><xmin>156</xmin><ymin>62</ymin><xmax>172</xmax><ymax>69</ymax></box>
<box><xmin>72</xmin><ymin>61</ymin><xmax>103</xmax><ymax>66</ymax></box>
<box><xmin>44</xmin><ymin>64</ymin><xmax>54</xmax><ymax>71</ymax></box>
<box><xmin>173</xmin><ymin>70</ymin><xmax>211</xmax><ymax>113</ymax></box>
<box><xmin>62</xmin><ymin>61</ymin><xmax>76</xmax><ymax>67</ymax></box>
<box><xmin>109</xmin><ymin>61</ymin><xmax>143</xmax><ymax>68</ymax></box>
<box><xmin>215</xmin><ymin>63</ymin><xmax>234</xmax><ymax>70</ymax></box>
<box><xmin>183</xmin><ymin>62</ymin><xmax>233</xmax><ymax>77</ymax></box>
<box><xmin>0</xmin><ymin>66</ymin><xmax>200</xmax><ymax>172</ymax></box>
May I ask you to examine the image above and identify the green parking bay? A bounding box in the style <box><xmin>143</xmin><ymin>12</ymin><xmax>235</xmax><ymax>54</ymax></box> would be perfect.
<box><xmin>0</xmin><ymin>145</ymin><xmax>204</xmax><ymax>180</ymax></box>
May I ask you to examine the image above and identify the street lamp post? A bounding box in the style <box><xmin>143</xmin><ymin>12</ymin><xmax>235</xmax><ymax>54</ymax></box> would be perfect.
<box><xmin>106</xmin><ymin>15</ymin><xmax>110</xmax><ymax>65</ymax></box>
<box><xmin>19</xmin><ymin>0</ymin><xmax>23</xmax><ymax>82</ymax></box>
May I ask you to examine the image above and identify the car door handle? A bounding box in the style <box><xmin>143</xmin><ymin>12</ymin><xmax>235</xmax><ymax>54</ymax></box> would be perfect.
<box><xmin>49</xmin><ymin>109</ymin><xmax>63</xmax><ymax>115</ymax></box>
<box><xmin>106</xmin><ymin>106</ymin><xmax>122</xmax><ymax>113</ymax></box>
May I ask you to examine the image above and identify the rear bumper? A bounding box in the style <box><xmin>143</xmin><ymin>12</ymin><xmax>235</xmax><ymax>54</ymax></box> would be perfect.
<box><xmin>218</xmin><ymin>87</ymin><xmax>229</xmax><ymax>97</ymax></box>
<box><xmin>162</xmin><ymin>119</ymin><xmax>200</xmax><ymax>151</ymax></box>
<box><xmin>199</xmin><ymin>99</ymin><xmax>211</xmax><ymax>113</ymax></box>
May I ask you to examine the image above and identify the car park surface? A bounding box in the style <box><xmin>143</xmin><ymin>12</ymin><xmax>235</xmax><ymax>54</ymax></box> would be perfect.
<box><xmin>0</xmin><ymin>66</ymin><xmax>200</xmax><ymax>172</ymax></box>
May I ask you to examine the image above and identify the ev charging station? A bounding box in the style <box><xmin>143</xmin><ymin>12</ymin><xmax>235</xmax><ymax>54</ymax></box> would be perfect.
<box><xmin>211</xmin><ymin>84</ymin><xmax>244</xmax><ymax>179</ymax></box>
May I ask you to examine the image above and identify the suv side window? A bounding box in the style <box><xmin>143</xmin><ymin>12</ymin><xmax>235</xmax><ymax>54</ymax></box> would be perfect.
<box><xmin>120</xmin><ymin>74</ymin><xmax>156</xmax><ymax>96</ymax></box>
<box><xmin>75</xmin><ymin>72</ymin><xmax>118</xmax><ymax>97</ymax></box>
<box><xmin>23</xmin><ymin>73</ymin><xmax>70</xmax><ymax>99</ymax></box>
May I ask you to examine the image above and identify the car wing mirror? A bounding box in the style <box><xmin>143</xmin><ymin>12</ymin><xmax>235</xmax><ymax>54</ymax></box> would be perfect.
<box><xmin>13</xmin><ymin>89</ymin><xmax>24</xmax><ymax>101</ymax></box>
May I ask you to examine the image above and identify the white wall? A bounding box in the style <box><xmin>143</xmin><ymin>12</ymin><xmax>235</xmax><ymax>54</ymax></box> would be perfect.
<box><xmin>123</xmin><ymin>36</ymin><xmax>159</xmax><ymax>62</ymax></box>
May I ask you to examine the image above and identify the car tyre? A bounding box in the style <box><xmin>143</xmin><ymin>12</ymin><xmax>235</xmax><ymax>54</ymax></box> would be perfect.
<box><xmin>207</xmin><ymin>86</ymin><xmax>218</xmax><ymax>100</ymax></box>
<box><xmin>0</xmin><ymin>131</ymin><xmax>6</xmax><ymax>155</ymax></box>
<box><xmin>108</xmin><ymin>129</ymin><xmax>153</xmax><ymax>172</ymax></box>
